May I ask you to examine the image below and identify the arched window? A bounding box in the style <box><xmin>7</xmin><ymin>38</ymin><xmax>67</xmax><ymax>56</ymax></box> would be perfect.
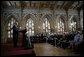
<box><xmin>26</xmin><ymin>18</ymin><xmax>34</xmax><ymax>36</ymax></box>
<box><xmin>8</xmin><ymin>18</ymin><xmax>16</xmax><ymax>38</ymax></box>
<box><xmin>70</xmin><ymin>18</ymin><xmax>76</xmax><ymax>32</ymax></box>
<box><xmin>43</xmin><ymin>18</ymin><xmax>50</xmax><ymax>34</ymax></box>
<box><xmin>58</xmin><ymin>18</ymin><xmax>64</xmax><ymax>33</ymax></box>
<box><xmin>81</xmin><ymin>18</ymin><xmax>83</xmax><ymax>30</ymax></box>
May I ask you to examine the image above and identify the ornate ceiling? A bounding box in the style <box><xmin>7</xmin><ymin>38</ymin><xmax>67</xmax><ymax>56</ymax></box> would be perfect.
<box><xmin>1</xmin><ymin>1</ymin><xmax>83</xmax><ymax>10</ymax></box>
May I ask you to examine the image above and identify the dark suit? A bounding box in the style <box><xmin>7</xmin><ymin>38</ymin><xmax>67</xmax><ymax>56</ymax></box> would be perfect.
<box><xmin>13</xmin><ymin>25</ymin><xmax>18</xmax><ymax>47</ymax></box>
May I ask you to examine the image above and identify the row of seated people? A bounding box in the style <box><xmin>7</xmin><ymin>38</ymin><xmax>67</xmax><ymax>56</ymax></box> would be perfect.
<box><xmin>25</xmin><ymin>31</ymin><xmax>83</xmax><ymax>55</ymax></box>
<box><xmin>48</xmin><ymin>33</ymin><xmax>75</xmax><ymax>48</ymax></box>
<box><xmin>29</xmin><ymin>34</ymin><xmax>47</xmax><ymax>43</ymax></box>
<box><xmin>47</xmin><ymin>31</ymin><xmax>83</xmax><ymax>55</ymax></box>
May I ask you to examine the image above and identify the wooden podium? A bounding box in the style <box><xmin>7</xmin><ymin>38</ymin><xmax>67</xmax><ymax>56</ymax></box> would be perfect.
<box><xmin>18</xmin><ymin>29</ymin><xmax>26</xmax><ymax>46</ymax></box>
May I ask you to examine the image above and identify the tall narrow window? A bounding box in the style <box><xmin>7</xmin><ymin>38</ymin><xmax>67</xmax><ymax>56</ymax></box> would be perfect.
<box><xmin>57</xmin><ymin>18</ymin><xmax>64</xmax><ymax>33</ymax></box>
<box><xmin>8</xmin><ymin>18</ymin><xmax>16</xmax><ymax>38</ymax></box>
<box><xmin>70</xmin><ymin>20</ymin><xmax>76</xmax><ymax>32</ymax></box>
<box><xmin>43</xmin><ymin>18</ymin><xmax>50</xmax><ymax>34</ymax></box>
<box><xmin>26</xmin><ymin>18</ymin><xmax>34</xmax><ymax>36</ymax></box>
<box><xmin>81</xmin><ymin>18</ymin><xmax>83</xmax><ymax>30</ymax></box>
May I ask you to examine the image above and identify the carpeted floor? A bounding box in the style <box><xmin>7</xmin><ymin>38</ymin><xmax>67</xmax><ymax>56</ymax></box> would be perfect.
<box><xmin>1</xmin><ymin>43</ymin><xmax>36</xmax><ymax>56</ymax></box>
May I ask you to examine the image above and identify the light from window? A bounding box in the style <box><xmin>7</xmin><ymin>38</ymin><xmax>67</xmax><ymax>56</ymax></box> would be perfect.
<box><xmin>26</xmin><ymin>18</ymin><xmax>34</xmax><ymax>36</ymax></box>
<box><xmin>58</xmin><ymin>18</ymin><xmax>64</xmax><ymax>33</ymax></box>
<box><xmin>70</xmin><ymin>21</ymin><xmax>76</xmax><ymax>32</ymax></box>
<box><xmin>8</xmin><ymin>18</ymin><xmax>17</xmax><ymax>38</ymax></box>
<box><xmin>43</xmin><ymin>18</ymin><xmax>50</xmax><ymax>34</ymax></box>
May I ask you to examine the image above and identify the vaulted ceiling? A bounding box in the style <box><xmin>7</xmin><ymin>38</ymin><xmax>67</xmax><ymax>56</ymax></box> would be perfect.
<box><xmin>1</xmin><ymin>1</ymin><xmax>83</xmax><ymax>11</ymax></box>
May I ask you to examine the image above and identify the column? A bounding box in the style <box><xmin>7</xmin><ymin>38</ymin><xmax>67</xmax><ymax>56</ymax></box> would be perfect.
<box><xmin>65</xmin><ymin>10</ymin><xmax>69</xmax><ymax>32</ymax></box>
<box><xmin>77</xmin><ymin>10</ymin><xmax>81</xmax><ymax>30</ymax></box>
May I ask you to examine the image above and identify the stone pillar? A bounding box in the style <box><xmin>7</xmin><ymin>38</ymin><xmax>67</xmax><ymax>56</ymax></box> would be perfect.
<box><xmin>1</xmin><ymin>15</ymin><xmax>5</xmax><ymax>44</ymax></box>
<box><xmin>20</xmin><ymin>2</ymin><xmax>25</xmax><ymax>30</ymax></box>
<box><xmin>65</xmin><ymin>10</ymin><xmax>69</xmax><ymax>32</ymax></box>
<box><xmin>56</xmin><ymin>14</ymin><xmax>60</xmax><ymax>33</ymax></box>
<box><xmin>52</xmin><ymin>9</ymin><xmax>56</xmax><ymax>33</ymax></box>
<box><xmin>36</xmin><ymin>14</ymin><xmax>40</xmax><ymax>34</ymax></box>
<box><xmin>34</xmin><ymin>14</ymin><xmax>39</xmax><ymax>35</ymax></box>
<box><xmin>1</xmin><ymin>16</ymin><xmax>8</xmax><ymax>44</ymax></box>
<box><xmin>76</xmin><ymin>10</ymin><xmax>81</xmax><ymax>30</ymax></box>
<box><xmin>38</xmin><ymin>17</ymin><xmax>41</xmax><ymax>34</ymax></box>
<box><xmin>50</xmin><ymin>19</ymin><xmax>54</xmax><ymax>33</ymax></box>
<box><xmin>54</xmin><ymin>15</ymin><xmax>58</xmax><ymax>32</ymax></box>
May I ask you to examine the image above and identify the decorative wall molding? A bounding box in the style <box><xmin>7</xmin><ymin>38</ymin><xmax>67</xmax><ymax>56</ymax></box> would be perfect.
<box><xmin>2</xmin><ymin>9</ymin><xmax>21</xmax><ymax>20</ymax></box>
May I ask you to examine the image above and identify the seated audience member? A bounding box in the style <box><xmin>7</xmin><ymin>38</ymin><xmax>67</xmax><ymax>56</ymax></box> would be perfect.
<box><xmin>61</xmin><ymin>34</ymin><xmax>70</xmax><ymax>49</ymax></box>
<box><xmin>59</xmin><ymin>33</ymin><xmax>69</xmax><ymax>48</ymax></box>
<box><xmin>78</xmin><ymin>30</ymin><xmax>83</xmax><ymax>54</ymax></box>
<box><xmin>57</xmin><ymin>34</ymin><xmax>64</xmax><ymax>47</ymax></box>
<box><xmin>79</xmin><ymin>30</ymin><xmax>83</xmax><ymax>43</ymax></box>
<box><xmin>67</xmin><ymin>32</ymin><xmax>76</xmax><ymax>49</ymax></box>
<box><xmin>68</xmin><ymin>31</ymin><xmax>81</xmax><ymax>51</ymax></box>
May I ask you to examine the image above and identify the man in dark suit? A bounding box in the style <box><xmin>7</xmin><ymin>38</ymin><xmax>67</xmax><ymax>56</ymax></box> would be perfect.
<box><xmin>12</xmin><ymin>24</ymin><xmax>18</xmax><ymax>47</ymax></box>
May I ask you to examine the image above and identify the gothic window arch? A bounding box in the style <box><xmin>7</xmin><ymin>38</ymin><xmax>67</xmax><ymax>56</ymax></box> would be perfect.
<box><xmin>26</xmin><ymin>18</ymin><xmax>34</xmax><ymax>36</ymax></box>
<box><xmin>43</xmin><ymin>18</ymin><xmax>50</xmax><ymax>34</ymax></box>
<box><xmin>8</xmin><ymin>18</ymin><xmax>17</xmax><ymax>38</ymax></box>
<box><xmin>57</xmin><ymin>18</ymin><xmax>64</xmax><ymax>33</ymax></box>
<box><xmin>81</xmin><ymin>18</ymin><xmax>83</xmax><ymax>30</ymax></box>
<box><xmin>70</xmin><ymin>17</ymin><xmax>76</xmax><ymax>32</ymax></box>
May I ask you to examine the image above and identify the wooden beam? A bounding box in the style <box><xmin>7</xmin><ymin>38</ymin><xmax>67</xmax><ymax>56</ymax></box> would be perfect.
<box><xmin>20</xmin><ymin>1</ymin><xmax>24</xmax><ymax>9</ymax></box>
<box><xmin>62</xmin><ymin>1</ymin><xmax>68</xmax><ymax>9</ymax></box>
<box><xmin>53</xmin><ymin>1</ymin><xmax>58</xmax><ymax>9</ymax></box>
<box><xmin>21</xmin><ymin>1</ymin><xmax>27</xmax><ymax>9</ymax></box>
<box><xmin>14</xmin><ymin>2</ymin><xmax>16</xmax><ymax>8</ymax></box>
<box><xmin>76</xmin><ymin>2</ymin><xmax>83</xmax><ymax>10</ymax></box>
<box><xmin>9</xmin><ymin>1</ymin><xmax>13</xmax><ymax>7</ymax></box>
<box><xmin>67</xmin><ymin>1</ymin><xmax>75</xmax><ymax>9</ymax></box>
<box><xmin>60</xmin><ymin>1</ymin><xmax>65</xmax><ymax>9</ymax></box>
<box><xmin>73</xmin><ymin>1</ymin><xmax>79</xmax><ymax>9</ymax></box>
<box><xmin>30</xmin><ymin>1</ymin><xmax>31</xmax><ymax>7</ymax></box>
<box><xmin>77</xmin><ymin>3</ymin><xmax>83</xmax><ymax>10</ymax></box>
